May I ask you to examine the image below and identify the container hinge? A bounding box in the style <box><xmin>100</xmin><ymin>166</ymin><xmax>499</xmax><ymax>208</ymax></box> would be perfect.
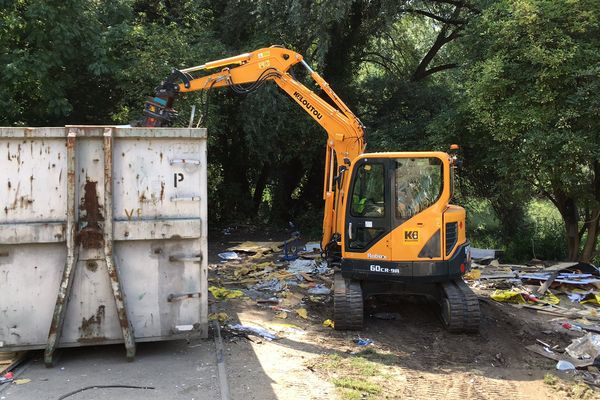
<box><xmin>169</xmin><ymin>255</ymin><xmax>202</xmax><ymax>263</ymax></box>
<box><xmin>168</xmin><ymin>291</ymin><xmax>203</xmax><ymax>302</ymax></box>
<box><xmin>170</xmin><ymin>196</ymin><xmax>200</xmax><ymax>202</ymax></box>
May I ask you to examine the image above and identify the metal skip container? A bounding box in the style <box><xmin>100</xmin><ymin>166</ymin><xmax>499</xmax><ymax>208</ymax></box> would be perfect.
<box><xmin>0</xmin><ymin>126</ymin><xmax>208</xmax><ymax>365</ymax></box>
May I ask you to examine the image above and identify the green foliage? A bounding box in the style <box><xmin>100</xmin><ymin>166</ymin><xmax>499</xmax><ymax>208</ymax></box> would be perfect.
<box><xmin>435</xmin><ymin>0</ymin><xmax>600</xmax><ymax>261</ymax></box>
<box><xmin>527</xmin><ymin>200</ymin><xmax>567</xmax><ymax>260</ymax></box>
<box><xmin>2</xmin><ymin>0</ymin><xmax>597</xmax><ymax>258</ymax></box>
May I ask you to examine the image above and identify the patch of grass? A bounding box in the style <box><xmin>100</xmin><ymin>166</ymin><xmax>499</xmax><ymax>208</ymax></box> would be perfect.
<box><xmin>332</xmin><ymin>377</ymin><xmax>381</xmax><ymax>394</ymax></box>
<box><xmin>311</xmin><ymin>352</ymin><xmax>388</xmax><ymax>398</ymax></box>
<box><xmin>348</xmin><ymin>356</ymin><xmax>381</xmax><ymax>376</ymax></box>
<box><xmin>357</xmin><ymin>348</ymin><xmax>399</xmax><ymax>365</ymax></box>
<box><xmin>339</xmin><ymin>388</ymin><xmax>362</xmax><ymax>400</ymax></box>
<box><xmin>569</xmin><ymin>382</ymin><xmax>593</xmax><ymax>399</ymax></box>
<box><xmin>544</xmin><ymin>373</ymin><xmax>558</xmax><ymax>386</ymax></box>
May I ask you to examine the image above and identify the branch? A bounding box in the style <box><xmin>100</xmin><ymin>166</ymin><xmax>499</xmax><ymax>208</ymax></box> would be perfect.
<box><xmin>361</xmin><ymin>51</ymin><xmax>403</xmax><ymax>75</ymax></box>
<box><xmin>359</xmin><ymin>57</ymin><xmax>398</xmax><ymax>76</ymax></box>
<box><xmin>412</xmin><ymin>5</ymin><xmax>464</xmax><ymax>81</ymax></box>
<box><xmin>400</xmin><ymin>8</ymin><xmax>466</xmax><ymax>25</ymax></box>
<box><xmin>417</xmin><ymin>63</ymin><xmax>459</xmax><ymax>79</ymax></box>
<box><xmin>430</xmin><ymin>0</ymin><xmax>480</xmax><ymax>12</ymax></box>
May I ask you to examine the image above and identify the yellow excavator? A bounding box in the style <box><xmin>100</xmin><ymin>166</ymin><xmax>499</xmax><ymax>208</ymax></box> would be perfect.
<box><xmin>142</xmin><ymin>46</ymin><xmax>480</xmax><ymax>332</ymax></box>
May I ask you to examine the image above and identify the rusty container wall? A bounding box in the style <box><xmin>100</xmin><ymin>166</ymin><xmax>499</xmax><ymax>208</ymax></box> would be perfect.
<box><xmin>0</xmin><ymin>126</ymin><xmax>208</xmax><ymax>351</ymax></box>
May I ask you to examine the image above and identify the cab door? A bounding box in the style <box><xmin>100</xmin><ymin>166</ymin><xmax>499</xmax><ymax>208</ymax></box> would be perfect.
<box><xmin>344</xmin><ymin>158</ymin><xmax>391</xmax><ymax>261</ymax></box>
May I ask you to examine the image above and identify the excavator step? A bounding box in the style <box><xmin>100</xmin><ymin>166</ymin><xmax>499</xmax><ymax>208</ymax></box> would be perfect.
<box><xmin>440</xmin><ymin>278</ymin><xmax>480</xmax><ymax>333</ymax></box>
<box><xmin>333</xmin><ymin>272</ymin><xmax>364</xmax><ymax>330</ymax></box>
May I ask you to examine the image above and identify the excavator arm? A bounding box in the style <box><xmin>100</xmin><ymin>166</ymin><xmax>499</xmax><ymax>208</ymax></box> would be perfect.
<box><xmin>143</xmin><ymin>46</ymin><xmax>366</xmax><ymax>249</ymax></box>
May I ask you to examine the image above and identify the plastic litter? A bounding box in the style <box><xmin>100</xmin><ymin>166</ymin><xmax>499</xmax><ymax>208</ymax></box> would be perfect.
<box><xmin>582</xmin><ymin>293</ymin><xmax>600</xmax><ymax>305</ymax></box>
<box><xmin>464</xmin><ymin>269</ymin><xmax>481</xmax><ymax>280</ymax></box>
<box><xmin>322</xmin><ymin>319</ymin><xmax>335</xmax><ymax>328</ymax></box>
<box><xmin>252</xmin><ymin>278</ymin><xmax>286</xmax><ymax>292</ymax></box>
<box><xmin>296</xmin><ymin>308</ymin><xmax>308</xmax><ymax>319</ymax></box>
<box><xmin>307</xmin><ymin>284</ymin><xmax>331</xmax><ymax>295</ymax></box>
<box><xmin>354</xmin><ymin>337</ymin><xmax>373</xmax><ymax>346</ymax></box>
<box><xmin>562</xmin><ymin>322</ymin><xmax>583</xmax><ymax>332</ymax></box>
<box><xmin>209</xmin><ymin>286</ymin><xmax>244</xmax><ymax>300</ymax></box>
<box><xmin>287</xmin><ymin>259</ymin><xmax>315</xmax><ymax>273</ymax></box>
<box><xmin>490</xmin><ymin>289</ymin><xmax>559</xmax><ymax>305</ymax></box>
<box><xmin>287</xmin><ymin>259</ymin><xmax>329</xmax><ymax>274</ymax></box>
<box><xmin>566</xmin><ymin>333</ymin><xmax>600</xmax><ymax>362</ymax></box>
<box><xmin>275</xmin><ymin>311</ymin><xmax>288</xmax><ymax>319</ymax></box>
<box><xmin>303</xmin><ymin>242</ymin><xmax>321</xmax><ymax>252</ymax></box>
<box><xmin>556</xmin><ymin>360</ymin><xmax>576</xmax><ymax>370</ymax></box>
<box><xmin>228</xmin><ymin>324</ymin><xmax>279</xmax><ymax>341</ymax></box>
<box><xmin>14</xmin><ymin>379</ymin><xmax>31</xmax><ymax>385</ymax></box>
<box><xmin>218</xmin><ymin>251</ymin><xmax>240</xmax><ymax>260</ymax></box>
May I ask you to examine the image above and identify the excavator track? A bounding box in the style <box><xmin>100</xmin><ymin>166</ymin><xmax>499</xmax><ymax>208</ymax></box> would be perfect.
<box><xmin>440</xmin><ymin>278</ymin><xmax>480</xmax><ymax>333</ymax></box>
<box><xmin>333</xmin><ymin>272</ymin><xmax>364</xmax><ymax>330</ymax></box>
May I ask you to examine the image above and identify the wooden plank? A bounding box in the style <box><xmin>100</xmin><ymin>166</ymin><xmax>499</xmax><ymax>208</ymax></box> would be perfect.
<box><xmin>0</xmin><ymin>351</ymin><xmax>27</xmax><ymax>374</ymax></box>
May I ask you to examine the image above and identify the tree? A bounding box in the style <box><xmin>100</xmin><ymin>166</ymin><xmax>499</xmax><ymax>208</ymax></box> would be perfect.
<box><xmin>444</xmin><ymin>0</ymin><xmax>600</xmax><ymax>262</ymax></box>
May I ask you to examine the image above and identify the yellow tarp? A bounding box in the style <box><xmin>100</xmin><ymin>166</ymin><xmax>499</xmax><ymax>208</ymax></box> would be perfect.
<box><xmin>464</xmin><ymin>269</ymin><xmax>481</xmax><ymax>280</ymax></box>
<box><xmin>322</xmin><ymin>319</ymin><xmax>335</xmax><ymax>328</ymax></box>
<box><xmin>582</xmin><ymin>293</ymin><xmax>600</xmax><ymax>305</ymax></box>
<box><xmin>296</xmin><ymin>308</ymin><xmax>308</xmax><ymax>319</ymax></box>
<box><xmin>490</xmin><ymin>289</ymin><xmax>560</xmax><ymax>305</ymax></box>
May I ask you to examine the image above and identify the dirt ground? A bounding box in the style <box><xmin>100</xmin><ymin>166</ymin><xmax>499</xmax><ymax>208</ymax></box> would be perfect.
<box><xmin>208</xmin><ymin>227</ymin><xmax>600</xmax><ymax>400</ymax></box>
<box><xmin>2</xmin><ymin>228</ymin><xmax>599</xmax><ymax>400</ymax></box>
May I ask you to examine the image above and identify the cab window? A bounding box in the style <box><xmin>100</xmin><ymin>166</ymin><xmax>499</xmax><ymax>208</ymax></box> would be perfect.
<box><xmin>350</xmin><ymin>163</ymin><xmax>385</xmax><ymax>218</ymax></box>
<box><xmin>395</xmin><ymin>158</ymin><xmax>442</xmax><ymax>219</ymax></box>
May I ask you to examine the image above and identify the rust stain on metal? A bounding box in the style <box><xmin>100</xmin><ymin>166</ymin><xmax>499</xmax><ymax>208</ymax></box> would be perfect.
<box><xmin>160</xmin><ymin>181</ymin><xmax>165</xmax><ymax>202</ymax></box>
<box><xmin>7</xmin><ymin>180</ymin><xmax>11</xmax><ymax>189</ymax></box>
<box><xmin>76</xmin><ymin>179</ymin><xmax>104</xmax><ymax>248</ymax></box>
<box><xmin>79</xmin><ymin>305</ymin><xmax>105</xmax><ymax>339</ymax></box>
<box><xmin>86</xmin><ymin>261</ymin><xmax>98</xmax><ymax>272</ymax></box>
<box><xmin>160</xmin><ymin>152</ymin><xmax>163</xmax><ymax>162</ymax></box>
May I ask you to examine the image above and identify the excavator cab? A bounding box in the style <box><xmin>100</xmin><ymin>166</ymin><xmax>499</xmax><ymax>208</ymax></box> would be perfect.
<box><xmin>333</xmin><ymin>152</ymin><xmax>479</xmax><ymax>332</ymax></box>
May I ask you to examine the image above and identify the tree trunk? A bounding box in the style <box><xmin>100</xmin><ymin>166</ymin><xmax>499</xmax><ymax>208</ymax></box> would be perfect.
<box><xmin>252</xmin><ymin>162</ymin><xmax>270</xmax><ymax>214</ymax></box>
<box><xmin>580</xmin><ymin>211</ymin><xmax>599</xmax><ymax>262</ymax></box>
<box><xmin>580</xmin><ymin>161</ymin><xmax>600</xmax><ymax>262</ymax></box>
<box><xmin>555</xmin><ymin>195</ymin><xmax>580</xmax><ymax>261</ymax></box>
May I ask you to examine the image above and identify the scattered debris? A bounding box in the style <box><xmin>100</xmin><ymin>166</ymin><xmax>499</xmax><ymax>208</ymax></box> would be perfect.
<box><xmin>288</xmin><ymin>259</ymin><xmax>328</xmax><ymax>274</ymax></box>
<box><xmin>556</xmin><ymin>360</ymin><xmax>576</xmax><ymax>370</ymax></box>
<box><xmin>208</xmin><ymin>312</ymin><xmax>230</xmax><ymax>323</ymax></box>
<box><xmin>252</xmin><ymin>279</ymin><xmax>286</xmax><ymax>292</ymax></box>
<box><xmin>565</xmin><ymin>334</ymin><xmax>600</xmax><ymax>365</ymax></box>
<box><xmin>209</xmin><ymin>286</ymin><xmax>244</xmax><ymax>300</ymax></box>
<box><xmin>322</xmin><ymin>319</ymin><xmax>335</xmax><ymax>328</ymax></box>
<box><xmin>354</xmin><ymin>338</ymin><xmax>373</xmax><ymax>346</ymax></box>
<box><xmin>470</xmin><ymin>248</ymin><xmax>503</xmax><ymax>262</ymax></box>
<box><xmin>227</xmin><ymin>324</ymin><xmax>279</xmax><ymax>341</ymax></box>
<box><xmin>218</xmin><ymin>251</ymin><xmax>241</xmax><ymax>261</ymax></box>
<box><xmin>256</xmin><ymin>298</ymin><xmax>280</xmax><ymax>305</ymax></box>
<box><xmin>14</xmin><ymin>378</ymin><xmax>31</xmax><ymax>385</ymax></box>
<box><xmin>227</xmin><ymin>241</ymin><xmax>282</xmax><ymax>255</ymax></box>
<box><xmin>307</xmin><ymin>284</ymin><xmax>331</xmax><ymax>295</ymax></box>
<box><xmin>275</xmin><ymin>311</ymin><xmax>288</xmax><ymax>319</ymax></box>
<box><xmin>296</xmin><ymin>308</ymin><xmax>308</xmax><ymax>319</ymax></box>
